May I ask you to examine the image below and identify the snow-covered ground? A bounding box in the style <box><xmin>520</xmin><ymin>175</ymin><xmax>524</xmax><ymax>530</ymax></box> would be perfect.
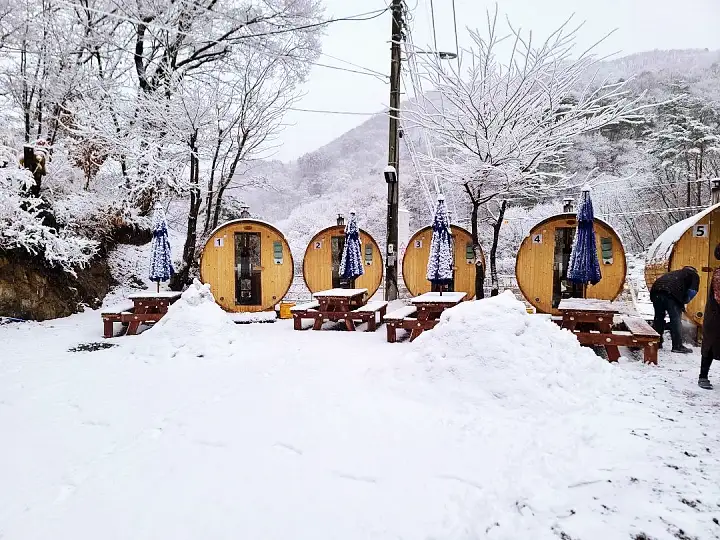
<box><xmin>1</xmin><ymin>287</ymin><xmax>719</xmax><ymax>540</ymax></box>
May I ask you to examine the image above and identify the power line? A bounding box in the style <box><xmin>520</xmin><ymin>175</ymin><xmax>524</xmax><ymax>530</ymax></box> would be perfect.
<box><xmin>310</xmin><ymin>61</ymin><xmax>388</xmax><ymax>81</ymax></box>
<box><xmin>318</xmin><ymin>52</ymin><xmax>389</xmax><ymax>79</ymax></box>
<box><xmin>428</xmin><ymin>0</ymin><xmax>439</xmax><ymax>54</ymax></box>
<box><xmin>287</xmin><ymin>107</ymin><xmax>382</xmax><ymax>116</ymax></box>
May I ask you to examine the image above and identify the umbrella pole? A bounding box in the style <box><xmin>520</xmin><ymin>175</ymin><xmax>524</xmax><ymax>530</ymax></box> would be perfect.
<box><xmin>157</xmin><ymin>281</ymin><xmax>160</xmax><ymax>293</ymax></box>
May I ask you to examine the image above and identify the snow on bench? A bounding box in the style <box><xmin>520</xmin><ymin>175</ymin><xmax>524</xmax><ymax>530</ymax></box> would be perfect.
<box><xmin>290</xmin><ymin>301</ymin><xmax>320</xmax><ymax>312</ymax></box>
<box><xmin>385</xmin><ymin>305</ymin><xmax>418</xmax><ymax>322</ymax></box>
<box><xmin>101</xmin><ymin>303</ymin><xmax>134</xmax><ymax>316</ymax></box>
<box><xmin>354</xmin><ymin>301</ymin><xmax>389</xmax><ymax>313</ymax></box>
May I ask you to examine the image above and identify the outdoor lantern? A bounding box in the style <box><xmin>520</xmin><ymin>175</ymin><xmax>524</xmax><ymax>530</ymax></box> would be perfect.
<box><xmin>713</xmin><ymin>178</ymin><xmax>720</xmax><ymax>191</ymax></box>
<box><xmin>239</xmin><ymin>204</ymin><xmax>250</xmax><ymax>218</ymax></box>
<box><xmin>337</xmin><ymin>214</ymin><xmax>345</xmax><ymax>226</ymax></box>
<box><xmin>384</xmin><ymin>165</ymin><xmax>397</xmax><ymax>184</ymax></box>
<box><xmin>563</xmin><ymin>197</ymin><xmax>574</xmax><ymax>213</ymax></box>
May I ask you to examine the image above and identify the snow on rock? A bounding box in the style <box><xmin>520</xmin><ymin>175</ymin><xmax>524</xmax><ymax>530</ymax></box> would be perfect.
<box><xmin>133</xmin><ymin>279</ymin><xmax>238</xmax><ymax>357</ymax></box>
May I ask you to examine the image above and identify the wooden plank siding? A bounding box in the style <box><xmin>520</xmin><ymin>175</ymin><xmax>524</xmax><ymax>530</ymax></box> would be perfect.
<box><xmin>401</xmin><ymin>225</ymin><xmax>484</xmax><ymax>301</ymax></box>
<box><xmin>199</xmin><ymin>220</ymin><xmax>294</xmax><ymax>313</ymax></box>
<box><xmin>515</xmin><ymin>213</ymin><xmax>627</xmax><ymax>315</ymax></box>
<box><xmin>302</xmin><ymin>225</ymin><xmax>384</xmax><ymax>297</ymax></box>
<box><xmin>645</xmin><ymin>209</ymin><xmax>720</xmax><ymax>327</ymax></box>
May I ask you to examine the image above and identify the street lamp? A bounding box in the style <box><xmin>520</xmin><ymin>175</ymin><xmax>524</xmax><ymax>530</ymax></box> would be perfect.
<box><xmin>411</xmin><ymin>49</ymin><xmax>458</xmax><ymax>60</ymax></box>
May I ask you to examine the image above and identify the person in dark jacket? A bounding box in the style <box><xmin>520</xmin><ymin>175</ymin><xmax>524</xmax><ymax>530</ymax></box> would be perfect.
<box><xmin>700</xmin><ymin>246</ymin><xmax>720</xmax><ymax>389</ymax></box>
<box><xmin>650</xmin><ymin>266</ymin><xmax>700</xmax><ymax>353</ymax></box>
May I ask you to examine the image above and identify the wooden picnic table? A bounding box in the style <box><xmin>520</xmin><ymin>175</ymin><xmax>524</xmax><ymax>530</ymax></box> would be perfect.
<box><xmin>557</xmin><ymin>298</ymin><xmax>660</xmax><ymax>363</ymax></box>
<box><xmin>405</xmin><ymin>291</ymin><xmax>466</xmax><ymax>341</ymax></box>
<box><xmin>291</xmin><ymin>288</ymin><xmax>389</xmax><ymax>332</ymax></box>
<box><xmin>102</xmin><ymin>291</ymin><xmax>181</xmax><ymax>337</ymax></box>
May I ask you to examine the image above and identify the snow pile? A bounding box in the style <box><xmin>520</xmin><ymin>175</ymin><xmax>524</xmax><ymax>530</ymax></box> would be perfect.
<box><xmin>134</xmin><ymin>280</ymin><xmax>238</xmax><ymax>357</ymax></box>
<box><xmin>230</xmin><ymin>311</ymin><xmax>277</xmax><ymax>323</ymax></box>
<box><xmin>410</xmin><ymin>291</ymin><xmax>628</xmax><ymax>411</ymax></box>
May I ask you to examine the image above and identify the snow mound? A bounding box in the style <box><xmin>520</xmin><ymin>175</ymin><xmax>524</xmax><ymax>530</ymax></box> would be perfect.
<box><xmin>410</xmin><ymin>291</ymin><xmax>627</xmax><ymax>411</ymax></box>
<box><xmin>230</xmin><ymin>311</ymin><xmax>277</xmax><ymax>323</ymax></box>
<box><xmin>135</xmin><ymin>280</ymin><xmax>238</xmax><ymax>357</ymax></box>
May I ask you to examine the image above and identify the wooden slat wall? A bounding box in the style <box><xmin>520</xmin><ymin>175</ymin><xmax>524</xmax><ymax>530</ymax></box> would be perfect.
<box><xmin>199</xmin><ymin>220</ymin><xmax>294</xmax><ymax>313</ymax></box>
<box><xmin>402</xmin><ymin>225</ymin><xmax>484</xmax><ymax>300</ymax></box>
<box><xmin>302</xmin><ymin>226</ymin><xmax>383</xmax><ymax>296</ymax></box>
<box><xmin>667</xmin><ymin>213</ymin><xmax>712</xmax><ymax>326</ymax></box>
<box><xmin>515</xmin><ymin>214</ymin><xmax>626</xmax><ymax>314</ymax></box>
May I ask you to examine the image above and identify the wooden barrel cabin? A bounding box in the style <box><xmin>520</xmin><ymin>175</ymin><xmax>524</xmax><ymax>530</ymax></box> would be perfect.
<box><xmin>402</xmin><ymin>225</ymin><xmax>484</xmax><ymax>300</ymax></box>
<box><xmin>645</xmin><ymin>202</ymin><xmax>720</xmax><ymax>327</ymax></box>
<box><xmin>200</xmin><ymin>219</ymin><xmax>294</xmax><ymax>313</ymax></box>
<box><xmin>302</xmin><ymin>222</ymin><xmax>384</xmax><ymax>297</ymax></box>
<box><xmin>515</xmin><ymin>213</ymin><xmax>627</xmax><ymax>314</ymax></box>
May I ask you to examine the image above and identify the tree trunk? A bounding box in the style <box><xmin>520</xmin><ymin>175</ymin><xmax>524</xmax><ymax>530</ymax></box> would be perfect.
<box><xmin>211</xmin><ymin>181</ymin><xmax>225</xmax><ymax>230</ymax></box>
<box><xmin>203</xmin><ymin>134</ymin><xmax>223</xmax><ymax>234</ymax></box>
<box><xmin>489</xmin><ymin>200</ymin><xmax>508</xmax><ymax>297</ymax></box>
<box><xmin>170</xmin><ymin>132</ymin><xmax>201</xmax><ymax>290</ymax></box>
<box><xmin>470</xmin><ymin>199</ymin><xmax>484</xmax><ymax>299</ymax></box>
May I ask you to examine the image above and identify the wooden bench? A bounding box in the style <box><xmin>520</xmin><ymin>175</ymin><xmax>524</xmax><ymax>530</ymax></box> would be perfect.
<box><xmin>291</xmin><ymin>301</ymin><xmax>321</xmax><ymax>330</ymax></box>
<box><xmin>385</xmin><ymin>305</ymin><xmax>419</xmax><ymax>343</ymax></box>
<box><xmin>101</xmin><ymin>304</ymin><xmax>134</xmax><ymax>338</ymax></box>
<box><xmin>621</xmin><ymin>316</ymin><xmax>661</xmax><ymax>364</ymax></box>
<box><xmin>349</xmin><ymin>300</ymin><xmax>388</xmax><ymax>331</ymax></box>
<box><xmin>569</xmin><ymin>316</ymin><xmax>660</xmax><ymax>364</ymax></box>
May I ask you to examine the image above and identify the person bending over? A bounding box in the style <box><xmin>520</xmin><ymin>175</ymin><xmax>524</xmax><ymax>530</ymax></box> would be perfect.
<box><xmin>650</xmin><ymin>266</ymin><xmax>699</xmax><ymax>354</ymax></box>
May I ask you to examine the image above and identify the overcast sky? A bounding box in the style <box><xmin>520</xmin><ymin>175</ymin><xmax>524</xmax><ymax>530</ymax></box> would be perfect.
<box><xmin>274</xmin><ymin>0</ymin><xmax>720</xmax><ymax>162</ymax></box>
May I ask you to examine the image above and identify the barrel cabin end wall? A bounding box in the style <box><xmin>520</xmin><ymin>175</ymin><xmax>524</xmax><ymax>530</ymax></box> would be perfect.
<box><xmin>402</xmin><ymin>225</ymin><xmax>484</xmax><ymax>300</ymax></box>
<box><xmin>645</xmin><ymin>205</ymin><xmax>720</xmax><ymax>326</ymax></box>
<box><xmin>515</xmin><ymin>213</ymin><xmax>626</xmax><ymax>315</ymax></box>
<box><xmin>302</xmin><ymin>226</ymin><xmax>383</xmax><ymax>297</ymax></box>
<box><xmin>200</xmin><ymin>219</ymin><xmax>294</xmax><ymax>313</ymax></box>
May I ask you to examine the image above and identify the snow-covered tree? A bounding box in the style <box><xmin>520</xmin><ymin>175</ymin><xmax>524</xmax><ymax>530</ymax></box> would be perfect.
<box><xmin>408</xmin><ymin>10</ymin><xmax>646</xmax><ymax>296</ymax></box>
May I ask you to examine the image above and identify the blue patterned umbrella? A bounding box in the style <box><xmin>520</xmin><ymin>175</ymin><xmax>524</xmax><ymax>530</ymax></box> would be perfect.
<box><xmin>149</xmin><ymin>203</ymin><xmax>174</xmax><ymax>291</ymax></box>
<box><xmin>568</xmin><ymin>188</ymin><xmax>602</xmax><ymax>287</ymax></box>
<box><xmin>426</xmin><ymin>196</ymin><xmax>454</xmax><ymax>292</ymax></box>
<box><xmin>338</xmin><ymin>211</ymin><xmax>364</xmax><ymax>282</ymax></box>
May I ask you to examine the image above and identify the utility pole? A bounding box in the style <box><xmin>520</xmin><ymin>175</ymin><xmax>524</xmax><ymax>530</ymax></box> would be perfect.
<box><xmin>384</xmin><ymin>0</ymin><xmax>403</xmax><ymax>301</ymax></box>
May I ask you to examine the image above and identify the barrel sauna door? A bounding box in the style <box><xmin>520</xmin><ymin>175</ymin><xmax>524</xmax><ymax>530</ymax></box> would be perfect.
<box><xmin>430</xmin><ymin>234</ymin><xmax>456</xmax><ymax>293</ymax></box>
<box><xmin>235</xmin><ymin>232</ymin><xmax>261</xmax><ymax>305</ymax></box>
<box><xmin>552</xmin><ymin>226</ymin><xmax>583</xmax><ymax>309</ymax></box>
<box><xmin>331</xmin><ymin>235</ymin><xmax>355</xmax><ymax>288</ymax></box>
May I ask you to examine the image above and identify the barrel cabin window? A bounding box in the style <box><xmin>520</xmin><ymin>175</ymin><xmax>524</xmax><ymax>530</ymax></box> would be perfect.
<box><xmin>235</xmin><ymin>232</ymin><xmax>261</xmax><ymax>305</ymax></box>
<box><xmin>552</xmin><ymin>225</ymin><xmax>583</xmax><ymax>309</ymax></box>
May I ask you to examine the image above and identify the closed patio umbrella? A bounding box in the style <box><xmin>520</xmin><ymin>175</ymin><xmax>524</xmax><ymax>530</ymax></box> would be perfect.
<box><xmin>568</xmin><ymin>187</ymin><xmax>602</xmax><ymax>293</ymax></box>
<box><xmin>338</xmin><ymin>211</ymin><xmax>364</xmax><ymax>285</ymax></box>
<box><xmin>149</xmin><ymin>202</ymin><xmax>174</xmax><ymax>292</ymax></box>
<box><xmin>426</xmin><ymin>195</ymin><xmax>454</xmax><ymax>294</ymax></box>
